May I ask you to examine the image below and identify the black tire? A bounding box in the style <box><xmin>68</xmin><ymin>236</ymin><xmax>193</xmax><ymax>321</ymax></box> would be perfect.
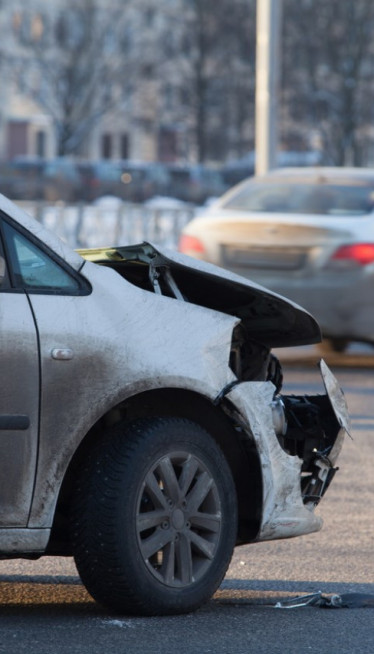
<box><xmin>318</xmin><ymin>338</ymin><xmax>349</xmax><ymax>354</ymax></box>
<box><xmin>70</xmin><ymin>417</ymin><xmax>238</xmax><ymax>616</ymax></box>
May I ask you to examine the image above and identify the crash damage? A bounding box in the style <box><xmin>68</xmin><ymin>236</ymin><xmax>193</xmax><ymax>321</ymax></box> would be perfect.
<box><xmin>0</xmin><ymin>195</ymin><xmax>353</xmax><ymax>615</ymax></box>
<box><xmin>79</xmin><ymin>241</ymin><xmax>351</xmax><ymax>543</ymax></box>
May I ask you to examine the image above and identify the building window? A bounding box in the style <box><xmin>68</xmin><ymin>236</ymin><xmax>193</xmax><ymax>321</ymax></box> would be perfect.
<box><xmin>101</xmin><ymin>133</ymin><xmax>112</xmax><ymax>159</ymax></box>
<box><xmin>120</xmin><ymin>134</ymin><xmax>129</xmax><ymax>159</ymax></box>
<box><xmin>36</xmin><ymin>130</ymin><xmax>46</xmax><ymax>157</ymax></box>
<box><xmin>7</xmin><ymin>121</ymin><xmax>28</xmax><ymax>159</ymax></box>
<box><xmin>158</xmin><ymin>127</ymin><xmax>177</xmax><ymax>162</ymax></box>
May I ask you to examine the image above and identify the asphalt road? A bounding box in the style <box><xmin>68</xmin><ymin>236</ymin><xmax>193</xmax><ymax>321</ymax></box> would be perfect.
<box><xmin>0</xmin><ymin>345</ymin><xmax>373</xmax><ymax>653</ymax></box>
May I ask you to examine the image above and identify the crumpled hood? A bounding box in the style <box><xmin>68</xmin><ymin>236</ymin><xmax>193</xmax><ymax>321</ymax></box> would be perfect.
<box><xmin>79</xmin><ymin>241</ymin><xmax>321</xmax><ymax>348</ymax></box>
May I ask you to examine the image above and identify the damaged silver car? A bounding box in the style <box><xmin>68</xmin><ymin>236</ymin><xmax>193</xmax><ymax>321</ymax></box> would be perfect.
<box><xmin>0</xmin><ymin>195</ymin><xmax>350</xmax><ymax>615</ymax></box>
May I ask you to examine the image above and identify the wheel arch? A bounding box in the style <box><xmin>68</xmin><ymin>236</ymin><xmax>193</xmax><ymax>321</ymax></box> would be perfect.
<box><xmin>48</xmin><ymin>387</ymin><xmax>262</xmax><ymax>554</ymax></box>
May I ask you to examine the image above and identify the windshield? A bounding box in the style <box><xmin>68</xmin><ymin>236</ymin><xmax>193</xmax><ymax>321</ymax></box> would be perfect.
<box><xmin>222</xmin><ymin>181</ymin><xmax>374</xmax><ymax>215</ymax></box>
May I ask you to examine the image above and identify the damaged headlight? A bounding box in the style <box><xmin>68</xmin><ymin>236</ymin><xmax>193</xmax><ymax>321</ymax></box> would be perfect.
<box><xmin>271</xmin><ymin>396</ymin><xmax>287</xmax><ymax>437</ymax></box>
<box><xmin>271</xmin><ymin>390</ymin><xmax>342</xmax><ymax>505</ymax></box>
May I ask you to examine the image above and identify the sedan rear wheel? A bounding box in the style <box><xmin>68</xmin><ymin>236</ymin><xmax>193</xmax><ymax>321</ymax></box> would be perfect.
<box><xmin>319</xmin><ymin>338</ymin><xmax>349</xmax><ymax>353</ymax></box>
<box><xmin>71</xmin><ymin>417</ymin><xmax>238</xmax><ymax>615</ymax></box>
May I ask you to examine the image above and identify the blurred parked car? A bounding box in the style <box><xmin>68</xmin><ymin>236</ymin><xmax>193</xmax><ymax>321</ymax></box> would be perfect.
<box><xmin>179</xmin><ymin>167</ymin><xmax>374</xmax><ymax>352</ymax></box>
<box><xmin>0</xmin><ymin>157</ymin><xmax>45</xmax><ymax>200</ymax></box>
<box><xmin>118</xmin><ymin>160</ymin><xmax>171</xmax><ymax>202</ymax></box>
<box><xmin>0</xmin><ymin>192</ymin><xmax>349</xmax><ymax>615</ymax></box>
<box><xmin>0</xmin><ymin>157</ymin><xmax>81</xmax><ymax>203</ymax></box>
<box><xmin>166</xmin><ymin>164</ymin><xmax>226</xmax><ymax>204</ymax></box>
<box><xmin>43</xmin><ymin>158</ymin><xmax>81</xmax><ymax>202</ymax></box>
<box><xmin>77</xmin><ymin>160</ymin><xmax>125</xmax><ymax>202</ymax></box>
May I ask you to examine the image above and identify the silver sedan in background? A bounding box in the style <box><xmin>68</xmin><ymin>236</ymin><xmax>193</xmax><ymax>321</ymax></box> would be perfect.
<box><xmin>179</xmin><ymin>167</ymin><xmax>374</xmax><ymax>353</ymax></box>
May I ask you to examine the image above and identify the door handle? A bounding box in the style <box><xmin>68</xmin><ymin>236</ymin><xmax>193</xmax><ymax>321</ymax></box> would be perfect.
<box><xmin>51</xmin><ymin>348</ymin><xmax>74</xmax><ymax>360</ymax></box>
<box><xmin>0</xmin><ymin>415</ymin><xmax>30</xmax><ymax>430</ymax></box>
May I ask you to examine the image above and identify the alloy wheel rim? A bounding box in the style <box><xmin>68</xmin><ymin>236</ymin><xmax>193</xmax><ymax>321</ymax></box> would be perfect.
<box><xmin>136</xmin><ymin>450</ymin><xmax>222</xmax><ymax>588</ymax></box>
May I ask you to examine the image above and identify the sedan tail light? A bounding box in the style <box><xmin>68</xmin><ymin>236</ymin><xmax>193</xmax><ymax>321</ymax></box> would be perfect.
<box><xmin>178</xmin><ymin>234</ymin><xmax>206</xmax><ymax>255</ymax></box>
<box><xmin>331</xmin><ymin>243</ymin><xmax>374</xmax><ymax>266</ymax></box>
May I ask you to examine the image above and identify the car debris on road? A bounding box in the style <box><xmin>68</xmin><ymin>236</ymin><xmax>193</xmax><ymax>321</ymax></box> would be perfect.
<box><xmin>274</xmin><ymin>591</ymin><xmax>374</xmax><ymax>609</ymax></box>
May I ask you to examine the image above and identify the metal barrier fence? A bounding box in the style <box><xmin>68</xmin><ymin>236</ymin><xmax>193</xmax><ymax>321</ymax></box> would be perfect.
<box><xmin>17</xmin><ymin>201</ymin><xmax>196</xmax><ymax>250</ymax></box>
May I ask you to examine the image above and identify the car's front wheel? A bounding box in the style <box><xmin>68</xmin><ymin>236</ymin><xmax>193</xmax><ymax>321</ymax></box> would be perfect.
<box><xmin>71</xmin><ymin>417</ymin><xmax>238</xmax><ymax>615</ymax></box>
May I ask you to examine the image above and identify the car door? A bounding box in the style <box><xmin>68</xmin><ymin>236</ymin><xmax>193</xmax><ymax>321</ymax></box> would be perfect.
<box><xmin>0</xmin><ymin>214</ymin><xmax>91</xmax><ymax>529</ymax></box>
<box><xmin>0</xmin><ymin>227</ymin><xmax>40</xmax><ymax>526</ymax></box>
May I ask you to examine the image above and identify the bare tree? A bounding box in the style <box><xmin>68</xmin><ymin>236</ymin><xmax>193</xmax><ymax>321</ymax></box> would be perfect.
<box><xmin>8</xmin><ymin>0</ymin><xmax>256</xmax><ymax>163</ymax></box>
<box><xmin>161</xmin><ymin>0</ymin><xmax>255</xmax><ymax>162</ymax></box>
<box><xmin>10</xmin><ymin>0</ymin><xmax>132</xmax><ymax>155</ymax></box>
<box><xmin>7</xmin><ymin>0</ymin><xmax>374</xmax><ymax>166</ymax></box>
<box><xmin>281</xmin><ymin>0</ymin><xmax>374</xmax><ymax>165</ymax></box>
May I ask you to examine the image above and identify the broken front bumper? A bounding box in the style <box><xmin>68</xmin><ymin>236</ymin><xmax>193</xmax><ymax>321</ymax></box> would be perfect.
<box><xmin>227</xmin><ymin>360</ymin><xmax>350</xmax><ymax>542</ymax></box>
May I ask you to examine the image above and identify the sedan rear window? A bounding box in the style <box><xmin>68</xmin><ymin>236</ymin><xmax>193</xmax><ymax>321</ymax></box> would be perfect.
<box><xmin>222</xmin><ymin>182</ymin><xmax>374</xmax><ymax>215</ymax></box>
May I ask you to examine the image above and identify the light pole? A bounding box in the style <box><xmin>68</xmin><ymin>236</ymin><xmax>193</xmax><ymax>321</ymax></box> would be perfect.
<box><xmin>255</xmin><ymin>0</ymin><xmax>282</xmax><ymax>176</ymax></box>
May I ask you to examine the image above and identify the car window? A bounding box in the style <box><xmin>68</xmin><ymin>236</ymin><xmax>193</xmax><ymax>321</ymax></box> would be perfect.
<box><xmin>0</xmin><ymin>255</ymin><xmax>5</xmax><ymax>287</ymax></box>
<box><xmin>0</xmin><ymin>232</ymin><xmax>9</xmax><ymax>289</ymax></box>
<box><xmin>222</xmin><ymin>182</ymin><xmax>374</xmax><ymax>215</ymax></box>
<box><xmin>2</xmin><ymin>220</ymin><xmax>81</xmax><ymax>293</ymax></box>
